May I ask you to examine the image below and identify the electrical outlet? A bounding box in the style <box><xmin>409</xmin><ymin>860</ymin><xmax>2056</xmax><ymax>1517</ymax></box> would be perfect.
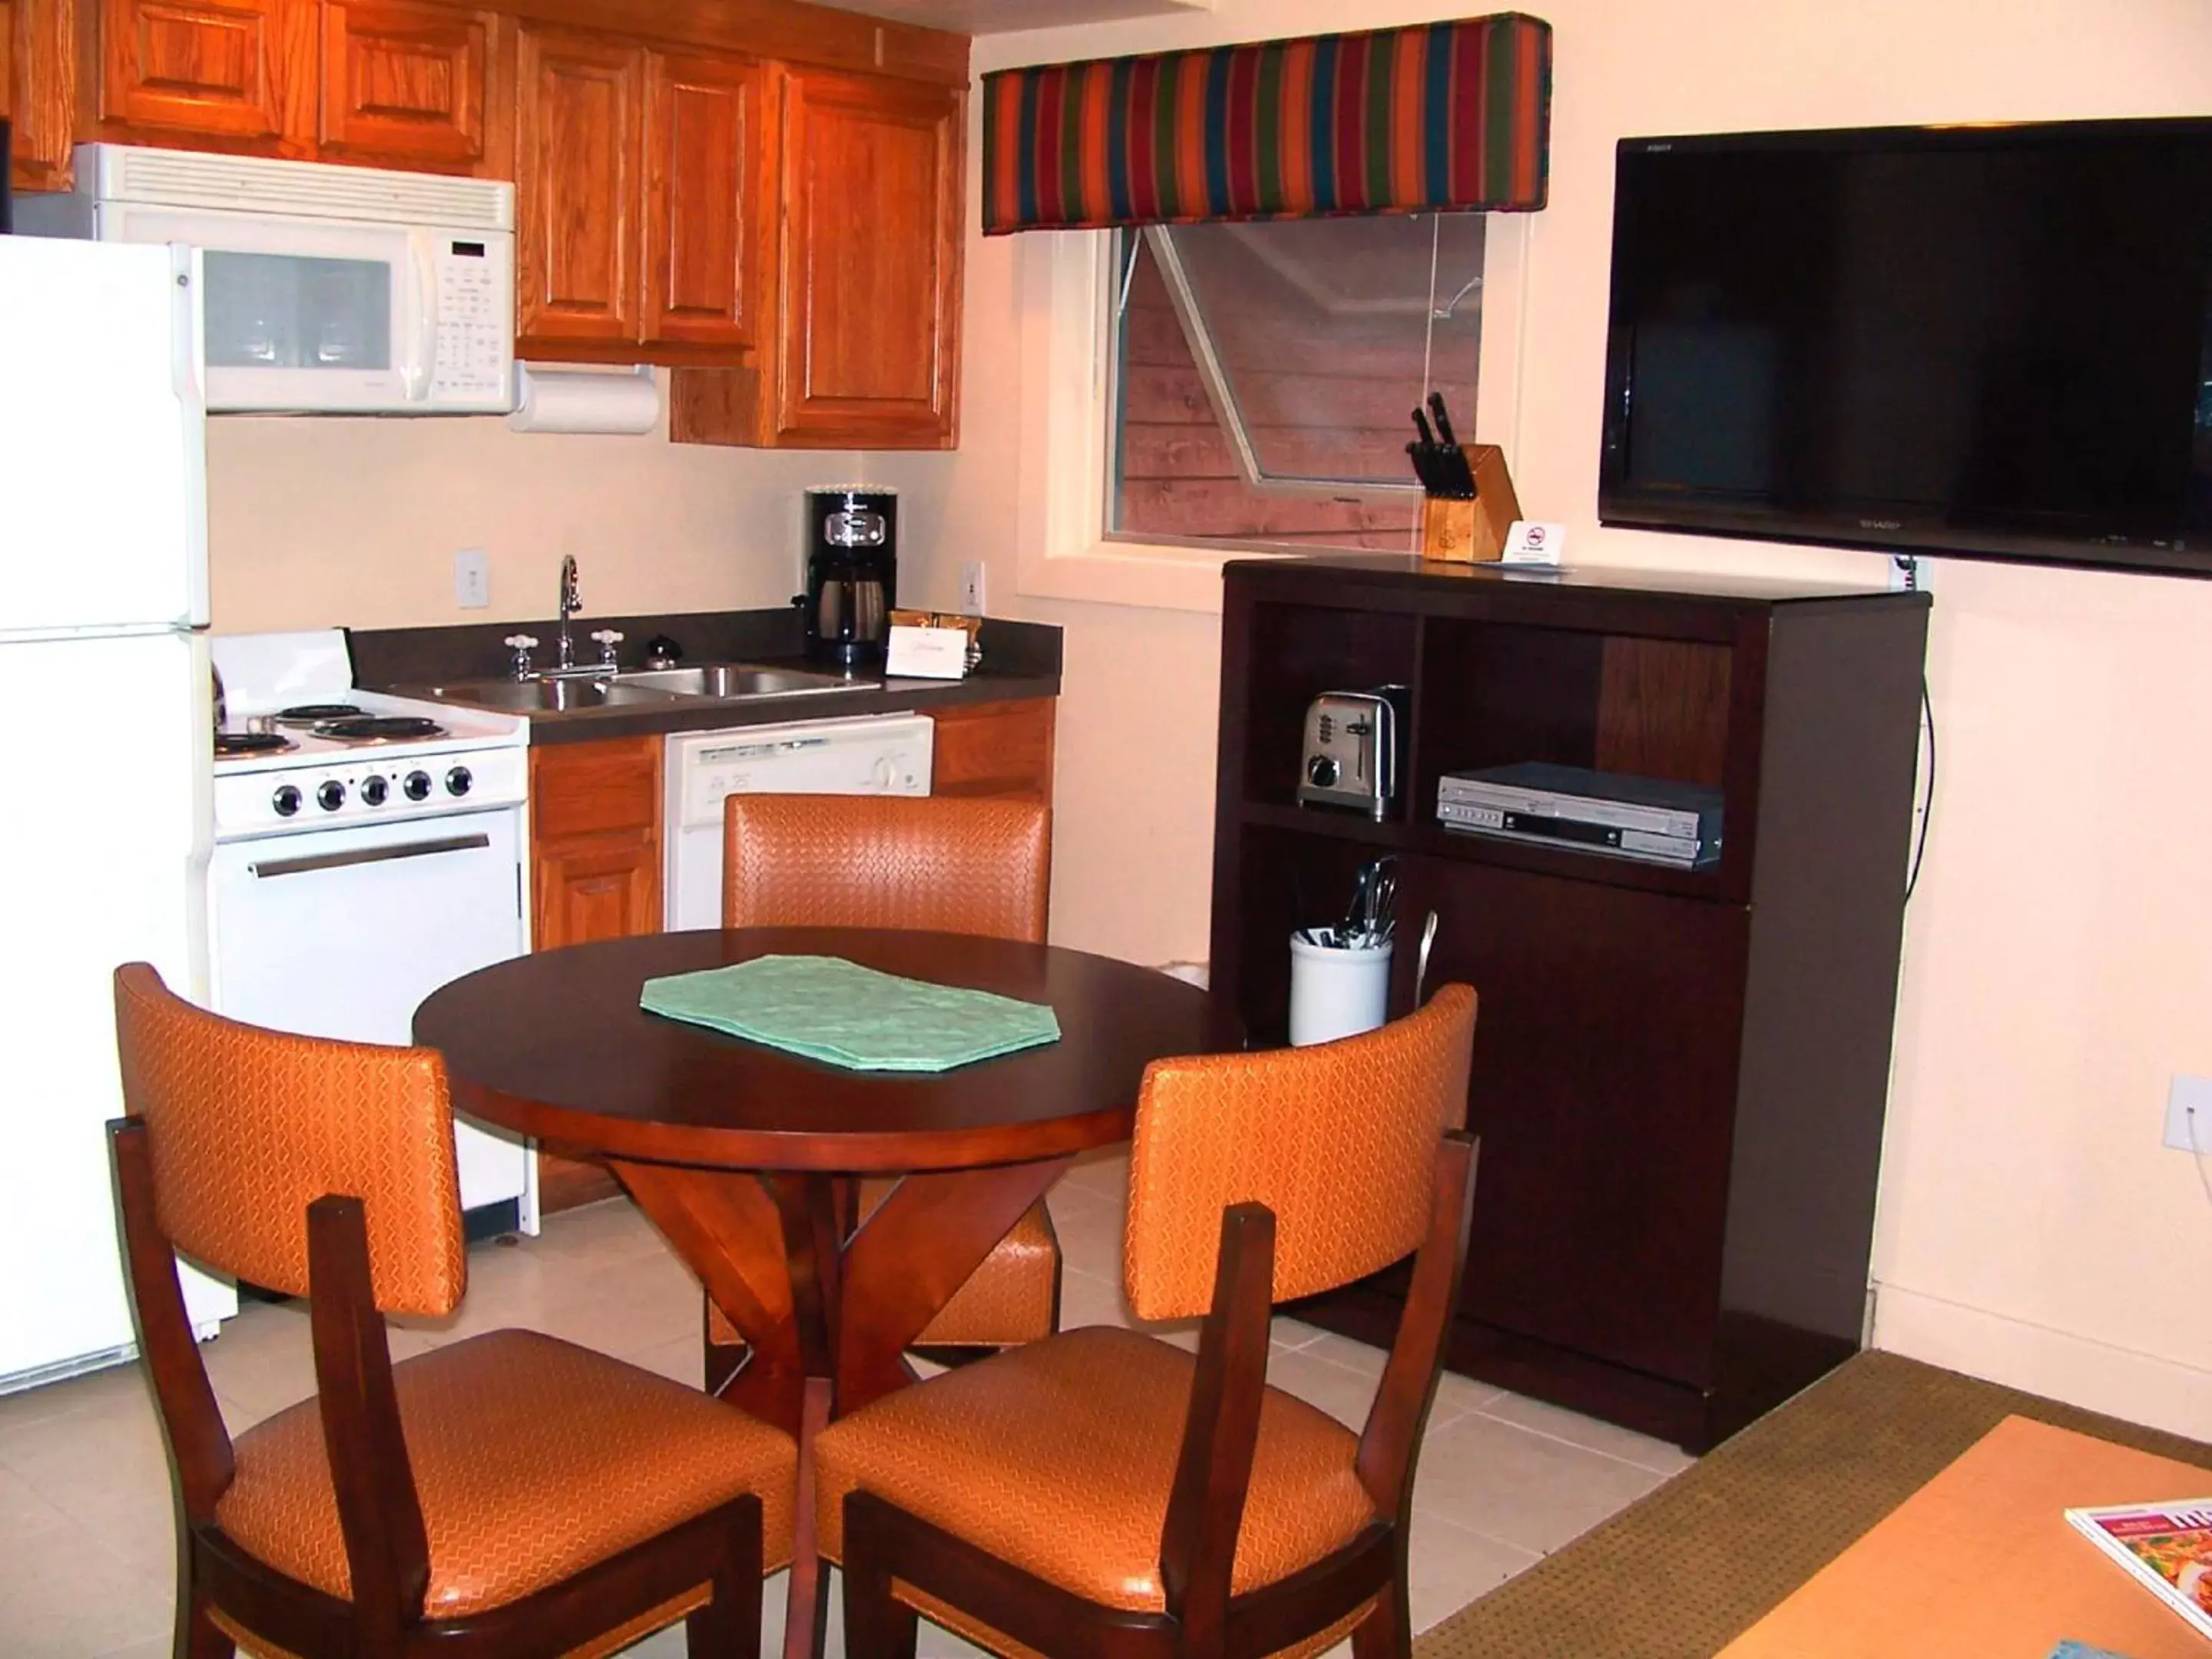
<box><xmin>958</xmin><ymin>560</ymin><xmax>987</xmax><ymax>616</ymax></box>
<box><xmin>2164</xmin><ymin>1075</ymin><xmax>2212</xmax><ymax>1153</ymax></box>
<box><xmin>455</xmin><ymin>548</ymin><xmax>490</xmax><ymax>609</ymax></box>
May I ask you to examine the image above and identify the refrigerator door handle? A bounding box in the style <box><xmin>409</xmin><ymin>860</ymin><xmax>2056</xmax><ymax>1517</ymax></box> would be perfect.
<box><xmin>168</xmin><ymin>243</ymin><xmax>211</xmax><ymax>630</ymax></box>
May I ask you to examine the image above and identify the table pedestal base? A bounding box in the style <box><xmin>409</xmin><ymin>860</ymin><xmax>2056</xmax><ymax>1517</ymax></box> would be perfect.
<box><xmin>609</xmin><ymin>1156</ymin><xmax>1075</xmax><ymax>1659</ymax></box>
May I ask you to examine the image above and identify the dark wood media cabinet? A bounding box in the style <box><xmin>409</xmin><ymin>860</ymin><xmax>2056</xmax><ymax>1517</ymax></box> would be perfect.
<box><xmin>1209</xmin><ymin>557</ymin><xmax>1932</xmax><ymax>1451</ymax></box>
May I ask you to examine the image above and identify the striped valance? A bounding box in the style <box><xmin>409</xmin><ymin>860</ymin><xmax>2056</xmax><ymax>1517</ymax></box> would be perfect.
<box><xmin>980</xmin><ymin>13</ymin><xmax>1552</xmax><ymax>236</ymax></box>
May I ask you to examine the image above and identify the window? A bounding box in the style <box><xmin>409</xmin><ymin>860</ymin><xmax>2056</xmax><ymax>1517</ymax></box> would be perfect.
<box><xmin>1107</xmin><ymin>214</ymin><xmax>1485</xmax><ymax>555</ymax></box>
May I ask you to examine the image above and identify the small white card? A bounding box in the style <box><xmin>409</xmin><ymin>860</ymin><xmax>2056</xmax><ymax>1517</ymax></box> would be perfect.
<box><xmin>886</xmin><ymin>625</ymin><xmax>969</xmax><ymax>680</ymax></box>
<box><xmin>1502</xmin><ymin>521</ymin><xmax>1568</xmax><ymax>565</ymax></box>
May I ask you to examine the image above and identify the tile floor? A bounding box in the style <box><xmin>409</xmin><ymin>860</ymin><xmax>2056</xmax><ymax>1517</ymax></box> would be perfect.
<box><xmin>0</xmin><ymin>1149</ymin><xmax>1693</xmax><ymax>1657</ymax></box>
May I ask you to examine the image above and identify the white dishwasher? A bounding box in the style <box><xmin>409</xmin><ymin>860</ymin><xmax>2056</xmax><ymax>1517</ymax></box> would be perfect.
<box><xmin>664</xmin><ymin>714</ymin><xmax>935</xmax><ymax>931</ymax></box>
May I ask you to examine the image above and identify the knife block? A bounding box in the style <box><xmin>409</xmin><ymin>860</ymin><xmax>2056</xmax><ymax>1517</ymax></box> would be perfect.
<box><xmin>1419</xmin><ymin>446</ymin><xmax>1522</xmax><ymax>564</ymax></box>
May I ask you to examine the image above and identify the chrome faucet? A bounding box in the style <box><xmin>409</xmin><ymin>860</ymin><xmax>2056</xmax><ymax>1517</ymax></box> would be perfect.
<box><xmin>556</xmin><ymin>555</ymin><xmax>581</xmax><ymax>671</ymax></box>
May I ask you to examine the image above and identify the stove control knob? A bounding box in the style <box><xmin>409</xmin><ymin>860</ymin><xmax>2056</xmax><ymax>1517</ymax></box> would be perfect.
<box><xmin>445</xmin><ymin>766</ymin><xmax>473</xmax><ymax>798</ymax></box>
<box><xmin>272</xmin><ymin>784</ymin><xmax>302</xmax><ymax>817</ymax></box>
<box><xmin>360</xmin><ymin>775</ymin><xmax>389</xmax><ymax>806</ymax></box>
<box><xmin>403</xmin><ymin>770</ymin><xmax>433</xmax><ymax>802</ymax></box>
<box><xmin>316</xmin><ymin>780</ymin><xmax>347</xmax><ymax>812</ymax></box>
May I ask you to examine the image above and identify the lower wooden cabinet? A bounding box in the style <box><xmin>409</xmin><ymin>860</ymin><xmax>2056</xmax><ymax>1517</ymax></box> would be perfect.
<box><xmin>528</xmin><ymin>733</ymin><xmax>661</xmax><ymax>1212</ymax></box>
<box><xmin>930</xmin><ymin>698</ymin><xmax>1055</xmax><ymax>802</ymax></box>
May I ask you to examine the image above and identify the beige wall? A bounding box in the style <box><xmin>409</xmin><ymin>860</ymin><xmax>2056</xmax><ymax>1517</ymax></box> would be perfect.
<box><xmin>205</xmin><ymin>382</ymin><xmax>860</xmax><ymax>634</ymax></box>
<box><xmin>883</xmin><ymin>0</ymin><xmax>2212</xmax><ymax>1432</ymax></box>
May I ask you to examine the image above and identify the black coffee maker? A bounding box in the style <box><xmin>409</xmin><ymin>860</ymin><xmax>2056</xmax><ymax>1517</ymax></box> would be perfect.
<box><xmin>800</xmin><ymin>488</ymin><xmax>897</xmax><ymax>668</ymax></box>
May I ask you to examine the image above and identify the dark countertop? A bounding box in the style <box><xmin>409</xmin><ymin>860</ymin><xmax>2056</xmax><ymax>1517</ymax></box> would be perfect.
<box><xmin>349</xmin><ymin>608</ymin><xmax>1061</xmax><ymax>748</ymax></box>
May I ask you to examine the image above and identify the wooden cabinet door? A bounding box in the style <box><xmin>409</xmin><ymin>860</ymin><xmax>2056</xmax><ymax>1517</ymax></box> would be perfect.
<box><xmin>318</xmin><ymin>0</ymin><xmax>487</xmax><ymax>169</ymax></box>
<box><xmin>528</xmin><ymin>734</ymin><xmax>661</xmax><ymax>946</ymax></box>
<box><xmin>641</xmin><ymin>48</ymin><xmax>765</xmax><ymax>351</ymax></box>
<box><xmin>7</xmin><ymin>0</ymin><xmax>75</xmax><ymax>193</ymax></box>
<box><xmin>528</xmin><ymin>734</ymin><xmax>659</xmax><ymax>1214</ymax></box>
<box><xmin>1395</xmin><ymin>855</ymin><xmax>1751</xmax><ymax>1389</ymax></box>
<box><xmin>515</xmin><ymin>24</ymin><xmax>642</xmax><ymax>347</ymax></box>
<box><xmin>99</xmin><ymin>0</ymin><xmax>310</xmax><ymax>144</ymax></box>
<box><xmin>532</xmin><ymin>830</ymin><xmax>659</xmax><ymax>947</ymax></box>
<box><xmin>930</xmin><ymin>699</ymin><xmax>1055</xmax><ymax>803</ymax></box>
<box><xmin>773</xmin><ymin>67</ymin><xmax>962</xmax><ymax>447</ymax></box>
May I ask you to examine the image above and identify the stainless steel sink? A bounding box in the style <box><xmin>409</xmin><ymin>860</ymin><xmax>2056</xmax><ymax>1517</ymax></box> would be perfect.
<box><xmin>417</xmin><ymin>677</ymin><xmax>682</xmax><ymax>714</ymax></box>
<box><xmin>614</xmin><ymin>663</ymin><xmax>876</xmax><ymax>698</ymax></box>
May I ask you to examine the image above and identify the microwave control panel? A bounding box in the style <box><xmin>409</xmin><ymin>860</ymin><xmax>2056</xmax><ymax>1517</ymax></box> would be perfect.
<box><xmin>430</xmin><ymin>236</ymin><xmax>513</xmax><ymax>408</ymax></box>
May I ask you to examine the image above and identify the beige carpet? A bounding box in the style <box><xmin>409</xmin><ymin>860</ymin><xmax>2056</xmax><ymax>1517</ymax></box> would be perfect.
<box><xmin>1414</xmin><ymin>1351</ymin><xmax>2212</xmax><ymax>1659</ymax></box>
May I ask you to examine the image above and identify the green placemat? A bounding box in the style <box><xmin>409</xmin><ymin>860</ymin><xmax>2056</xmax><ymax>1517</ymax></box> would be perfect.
<box><xmin>639</xmin><ymin>954</ymin><xmax>1061</xmax><ymax>1072</ymax></box>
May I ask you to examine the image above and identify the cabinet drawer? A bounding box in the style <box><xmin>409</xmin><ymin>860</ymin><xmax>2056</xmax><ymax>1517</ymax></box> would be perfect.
<box><xmin>530</xmin><ymin>734</ymin><xmax>659</xmax><ymax>839</ymax></box>
<box><xmin>930</xmin><ymin>699</ymin><xmax>1054</xmax><ymax>801</ymax></box>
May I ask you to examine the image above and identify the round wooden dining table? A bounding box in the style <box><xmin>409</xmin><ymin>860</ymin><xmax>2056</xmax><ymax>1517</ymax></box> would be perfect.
<box><xmin>413</xmin><ymin>925</ymin><xmax>1243</xmax><ymax>1656</ymax></box>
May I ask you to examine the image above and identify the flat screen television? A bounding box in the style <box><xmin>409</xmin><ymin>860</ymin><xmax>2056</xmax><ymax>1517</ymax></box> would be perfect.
<box><xmin>1598</xmin><ymin>118</ymin><xmax>2212</xmax><ymax>579</ymax></box>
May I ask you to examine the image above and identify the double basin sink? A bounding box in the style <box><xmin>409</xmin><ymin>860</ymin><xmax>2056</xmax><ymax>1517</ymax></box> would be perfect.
<box><xmin>415</xmin><ymin>663</ymin><xmax>877</xmax><ymax>715</ymax></box>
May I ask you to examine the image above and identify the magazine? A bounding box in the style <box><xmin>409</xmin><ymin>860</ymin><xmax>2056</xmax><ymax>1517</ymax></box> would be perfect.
<box><xmin>2065</xmin><ymin>1498</ymin><xmax>2212</xmax><ymax>1641</ymax></box>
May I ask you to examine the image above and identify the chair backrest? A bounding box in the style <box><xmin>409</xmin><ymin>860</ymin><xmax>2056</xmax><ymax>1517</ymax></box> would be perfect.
<box><xmin>112</xmin><ymin>962</ymin><xmax>467</xmax><ymax>1319</ymax></box>
<box><xmin>722</xmin><ymin>793</ymin><xmax>1051</xmax><ymax>944</ymax></box>
<box><xmin>1123</xmin><ymin>985</ymin><xmax>1476</xmax><ymax>1321</ymax></box>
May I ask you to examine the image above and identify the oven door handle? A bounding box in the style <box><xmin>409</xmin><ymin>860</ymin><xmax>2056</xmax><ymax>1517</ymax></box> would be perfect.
<box><xmin>250</xmin><ymin>833</ymin><xmax>491</xmax><ymax>879</ymax></box>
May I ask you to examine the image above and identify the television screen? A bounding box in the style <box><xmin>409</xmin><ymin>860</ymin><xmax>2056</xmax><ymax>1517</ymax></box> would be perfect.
<box><xmin>1598</xmin><ymin>118</ymin><xmax>2212</xmax><ymax>578</ymax></box>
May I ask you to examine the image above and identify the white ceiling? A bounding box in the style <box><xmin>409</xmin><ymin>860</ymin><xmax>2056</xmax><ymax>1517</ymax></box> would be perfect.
<box><xmin>830</xmin><ymin>0</ymin><xmax>1211</xmax><ymax>37</ymax></box>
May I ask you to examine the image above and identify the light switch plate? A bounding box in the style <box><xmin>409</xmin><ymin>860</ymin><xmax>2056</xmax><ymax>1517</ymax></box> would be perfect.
<box><xmin>958</xmin><ymin>560</ymin><xmax>986</xmax><ymax>615</ymax></box>
<box><xmin>455</xmin><ymin>548</ymin><xmax>490</xmax><ymax>609</ymax></box>
<box><xmin>2164</xmin><ymin>1075</ymin><xmax>2212</xmax><ymax>1153</ymax></box>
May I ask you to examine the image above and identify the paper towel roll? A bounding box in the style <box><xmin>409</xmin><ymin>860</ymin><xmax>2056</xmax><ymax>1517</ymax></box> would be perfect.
<box><xmin>508</xmin><ymin>363</ymin><xmax>661</xmax><ymax>435</ymax></box>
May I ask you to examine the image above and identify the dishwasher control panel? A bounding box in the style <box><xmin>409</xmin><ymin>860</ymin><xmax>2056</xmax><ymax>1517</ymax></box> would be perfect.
<box><xmin>671</xmin><ymin>714</ymin><xmax>934</xmax><ymax>831</ymax></box>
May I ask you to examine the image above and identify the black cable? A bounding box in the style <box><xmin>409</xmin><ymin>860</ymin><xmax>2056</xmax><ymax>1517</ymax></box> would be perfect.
<box><xmin>1905</xmin><ymin>675</ymin><xmax>1935</xmax><ymax>903</ymax></box>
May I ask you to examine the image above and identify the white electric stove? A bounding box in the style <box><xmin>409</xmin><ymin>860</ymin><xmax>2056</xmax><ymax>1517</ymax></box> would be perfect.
<box><xmin>207</xmin><ymin>631</ymin><xmax>536</xmax><ymax>1232</ymax></box>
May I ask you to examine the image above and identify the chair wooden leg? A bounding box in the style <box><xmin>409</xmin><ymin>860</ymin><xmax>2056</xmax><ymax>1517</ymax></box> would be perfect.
<box><xmin>843</xmin><ymin>1495</ymin><xmax>919</xmax><ymax>1659</ymax></box>
<box><xmin>174</xmin><ymin>1588</ymin><xmax>233</xmax><ymax>1659</ymax></box>
<box><xmin>688</xmin><ymin>1496</ymin><xmax>766</xmax><ymax>1659</ymax></box>
<box><xmin>1349</xmin><ymin>1563</ymin><xmax>1410</xmax><ymax>1659</ymax></box>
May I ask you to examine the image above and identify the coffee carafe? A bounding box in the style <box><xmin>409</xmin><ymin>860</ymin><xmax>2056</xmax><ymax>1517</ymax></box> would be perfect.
<box><xmin>800</xmin><ymin>488</ymin><xmax>897</xmax><ymax>668</ymax></box>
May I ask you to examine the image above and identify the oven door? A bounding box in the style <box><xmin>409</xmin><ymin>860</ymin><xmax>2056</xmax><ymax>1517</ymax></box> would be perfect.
<box><xmin>207</xmin><ymin>807</ymin><xmax>531</xmax><ymax>1220</ymax></box>
<box><xmin>95</xmin><ymin>202</ymin><xmax>425</xmax><ymax>412</ymax></box>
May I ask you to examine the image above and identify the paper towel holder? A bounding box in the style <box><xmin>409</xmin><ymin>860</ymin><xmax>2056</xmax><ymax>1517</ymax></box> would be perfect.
<box><xmin>508</xmin><ymin>362</ymin><xmax>661</xmax><ymax>435</ymax></box>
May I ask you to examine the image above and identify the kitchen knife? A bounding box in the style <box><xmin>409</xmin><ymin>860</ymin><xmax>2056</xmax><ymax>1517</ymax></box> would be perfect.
<box><xmin>1428</xmin><ymin>392</ymin><xmax>1477</xmax><ymax>497</ymax></box>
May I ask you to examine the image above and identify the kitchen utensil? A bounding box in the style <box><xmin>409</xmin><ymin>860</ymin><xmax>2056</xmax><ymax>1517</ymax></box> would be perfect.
<box><xmin>1428</xmin><ymin>392</ymin><xmax>1478</xmax><ymax>496</ymax></box>
<box><xmin>1413</xmin><ymin>910</ymin><xmax>1440</xmax><ymax>1005</ymax></box>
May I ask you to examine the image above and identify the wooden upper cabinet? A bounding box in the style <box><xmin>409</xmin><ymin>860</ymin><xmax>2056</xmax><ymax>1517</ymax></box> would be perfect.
<box><xmin>640</xmin><ymin>48</ymin><xmax>763</xmax><ymax>351</ymax></box>
<box><xmin>515</xmin><ymin>23</ymin><xmax>642</xmax><ymax>346</ymax></box>
<box><xmin>2</xmin><ymin>0</ymin><xmax>78</xmax><ymax>192</ymax></box>
<box><xmin>318</xmin><ymin>0</ymin><xmax>488</xmax><ymax>169</ymax></box>
<box><xmin>98</xmin><ymin>0</ymin><xmax>312</xmax><ymax>146</ymax></box>
<box><xmin>772</xmin><ymin>66</ymin><xmax>962</xmax><ymax>447</ymax></box>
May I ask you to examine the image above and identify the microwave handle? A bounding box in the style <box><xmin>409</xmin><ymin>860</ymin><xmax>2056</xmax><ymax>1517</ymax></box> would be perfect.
<box><xmin>399</xmin><ymin>232</ymin><xmax>438</xmax><ymax>402</ymax></box>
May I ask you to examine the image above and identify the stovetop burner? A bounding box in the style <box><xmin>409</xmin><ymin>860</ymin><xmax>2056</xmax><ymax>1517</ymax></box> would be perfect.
<box><xmin>274</xmin><ymin>703</ymin><xmax>366</xmax><ymax>725</ymax></box>
<box><xmin>311</xmin><ymin>715</ymin><xmax>448</xmax><ymax>743</ymax></box>
<box><xmin>214</xmin><ymin>730</ymin><xmax>296</xmax><ymax>758</ymax></box>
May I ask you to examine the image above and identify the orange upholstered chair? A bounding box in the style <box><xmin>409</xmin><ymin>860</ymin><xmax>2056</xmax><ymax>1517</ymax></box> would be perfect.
<box><xmin>111</xmin><ymin>962</ymin><xmax>795</xmax><ymax>1659</ymax></box>
<box><xmin>820</xmin><ymin>985</ymin><xmax>1480</xmax><ymax>1659</ymax></box>
<box><xmin>702</xmin><ymin>793</ymin><xmax>1061</xmax><ymax>1390</ymax></box>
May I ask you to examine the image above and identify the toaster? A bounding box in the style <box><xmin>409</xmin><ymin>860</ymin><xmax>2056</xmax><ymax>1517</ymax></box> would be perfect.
<box><xmin>1297</xmin><ymin>688</ymin><xmax>1403</xmax><ymax>820</ymax></box>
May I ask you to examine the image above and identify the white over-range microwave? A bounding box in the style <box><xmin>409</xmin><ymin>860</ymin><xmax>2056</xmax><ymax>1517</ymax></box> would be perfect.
<box><xmin>18</xmin><ymin>144</ymin><xmax>514</xmax><ymax>415</ymax></box>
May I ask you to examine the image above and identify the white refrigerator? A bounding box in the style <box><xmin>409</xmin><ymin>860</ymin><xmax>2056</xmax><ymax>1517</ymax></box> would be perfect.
<box><xmin>0</xmin><ymin>233</ymin><xmax>237</xmax><ymax>1392</ymax></box>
